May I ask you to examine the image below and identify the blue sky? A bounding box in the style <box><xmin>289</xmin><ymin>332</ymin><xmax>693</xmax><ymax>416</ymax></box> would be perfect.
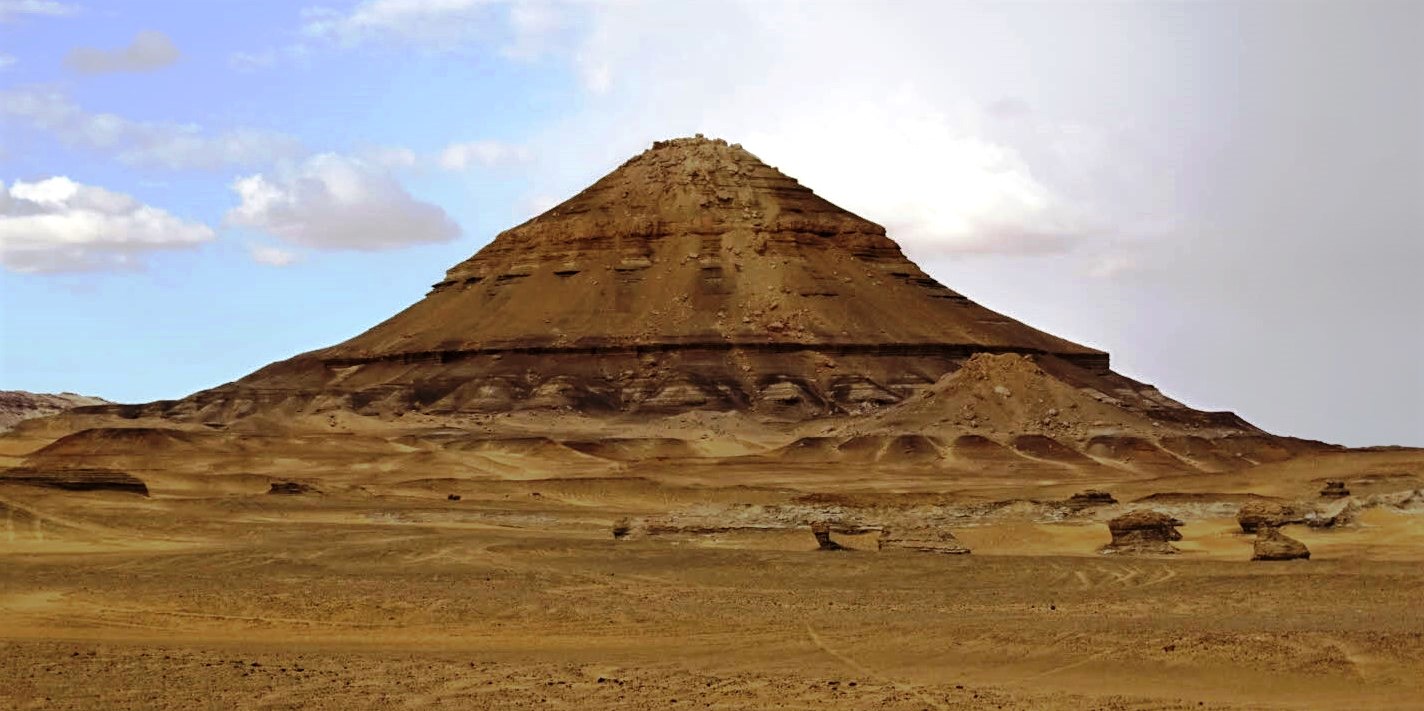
<box><xmin>1</xmin><ymin>0</ymin><xmax>1420</xmax><ymax>446</ymax></box>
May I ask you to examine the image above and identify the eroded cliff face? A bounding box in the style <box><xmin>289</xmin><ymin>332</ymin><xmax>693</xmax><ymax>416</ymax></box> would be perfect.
<box><xmin>120</xmin><ymin>137</ymin><xmax>1113</xmax><ymax>422</ymax></box>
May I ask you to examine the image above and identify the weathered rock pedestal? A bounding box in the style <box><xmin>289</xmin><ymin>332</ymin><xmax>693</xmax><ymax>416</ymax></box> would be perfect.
<box><xmin>1319</xmin><ymin>480</ymin><xmax>1350</xmax><ymax>498</ymax></box>
<box><xmin>1101</xmin><ymin>510</ymin><xmax>1183</xmax><ymax>555</ymax></box>
<box><xmin>1065</xmin><ymin>490</ymin><xmax>1117</xmax><ymax>510</ymax></box>
<box><xmin>1236</xmin><ymin>501</ymin><xmax>1310</xmax><ymax>533</ymax></box>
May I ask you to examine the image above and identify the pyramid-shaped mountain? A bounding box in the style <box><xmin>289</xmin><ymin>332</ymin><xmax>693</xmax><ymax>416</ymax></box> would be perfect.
<box><xmin>136</xmin><ymin>137</ymin><xmax>1112</xmax><ymax>420</ymax></box>
<box><xmin>110</xmin><ymin>137</ymin><xmax>1260</xmax><ymax>434</ymax></box>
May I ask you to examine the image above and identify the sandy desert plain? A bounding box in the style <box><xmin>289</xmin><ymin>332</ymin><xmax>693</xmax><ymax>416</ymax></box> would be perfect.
<box><xmin>3</xmin><ymin>137</ymin><xmax>1423</xmax><ymax>709</ymax></box>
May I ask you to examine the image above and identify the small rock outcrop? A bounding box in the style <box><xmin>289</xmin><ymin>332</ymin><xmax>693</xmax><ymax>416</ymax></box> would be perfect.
<box><xmin>267</xmin><ymin>481</ymin><xmax>318</xmax><ymax>495</ymax></box>
<box><xmin>1065</xmin><ymin>490</ymin><xmax>1118</xmax><ymax>509</ymax></box>
<box><xmin>1101</xmin><ymin>510</ymin><xmax>1183</xmax><ymax>555</ymax></box>
<box><xmin>0</xmin><ymin>467</ymin><xmax>148</xmax><ymax>496</ymax></box>
<box><xmin>1319</xmin><ymin>480</ymin><xmax>1350</xmax><ymax>498</ymax></box>
<box><xmin>1252</xmin><ymin>526</ymin><xmax>1310</xmax><ymax>561</ymax></box>
<box><xmin>878</xmin><ymin>527</ymin><xmax>971</xmax><ymax>554</ymax></box>
<box><xmin>1236</xmin><ymin>501</ymin><xmax>1310</xmax><ymax>533</ymax></box>
<box><xmin>811</xmin><ymin>522</ymin><xmax>845</xmax><ymax>551</ymax></box>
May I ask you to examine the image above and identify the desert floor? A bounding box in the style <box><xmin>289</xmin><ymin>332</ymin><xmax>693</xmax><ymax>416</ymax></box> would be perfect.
<box><xmin>3</xmin><ymin>452</ymin><xmax>1424</xmax><ymax>711</ymax></box>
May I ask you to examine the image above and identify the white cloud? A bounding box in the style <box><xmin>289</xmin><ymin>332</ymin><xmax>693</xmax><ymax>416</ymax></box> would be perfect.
<box><xmin>1085</xmin><ymin>255</ymin><xmax>1140</xmax><ymax>280</ymax></box>
<box><xmin>0</xmin><ymin>87</ymin><xmax>302</xmax><ymax>170</ymax></box>
<box><xmin>739</xmin><ymin>95</ymin><xmax>1097</xmax><ymax>257</ymax></box>
<box><xmin>502</xmin><ymin>1</ymin><xmax>565</xmax><ymax>59</ymax></box>
<box><xmin>0</xmin><ymin>53</ymin><xmax>15</xmax><ymax>70</ymax></box>
<box><xmin>0</xmin><ymin>0</ymin><xmax>75</xmax><ymax>21</ymax></box>
<box><xmin>226</xmin><ymin>153</ymin><xmax>460</xmax><ymax>250</ymax></box>
<box><xmin>229</xmin><ymin>49</ymin><xmax>278</xmax><ymax>71</ymax></box>
<box><xmin>248</xmin><ymin>244</ymin><xmax>299</xmax><ymax>266</ymax></box>
<box><xmin>64</xmin><ymin>30</ymin><xmax>180</xmax><ymax>74</ymax></box>
<box><xmin>485</xmin><ymin>3</ymin><xmax>1125</xmax><ymax>258</ymax></box>
<box><xmin>437</xmin><ymin>140</ymin><xmax>531</xmax><ymax>171</ymax></box>
<box><xmin>229</xmin><ymin>44</ymin><xmax>314</xmax><ymax>72</ymax></box>
<box><xmin>0</xmin><ymin>176</ymin><xmax>214</xmax><ymax>273</ymax></box>
<box><xmin>359</xmin><ymin>145</ymin><xmax>420</xmax><ymax>170</ymax></box>
<box><xmin>301</xmin><ymin>0</ymin><xmax>568</xmax><ymax>57</ymax></box>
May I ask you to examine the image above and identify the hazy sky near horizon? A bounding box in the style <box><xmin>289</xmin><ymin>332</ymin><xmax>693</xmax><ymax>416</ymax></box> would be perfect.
<box><xmin>0</xmin><ymin>0</ymin><xmax>1420</xmax><ymax>446</ymax></box>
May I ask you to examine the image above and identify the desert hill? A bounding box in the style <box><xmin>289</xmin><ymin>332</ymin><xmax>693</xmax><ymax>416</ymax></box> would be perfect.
<box><xmin>0</xmin><ymin>391</ymin><xmax>109</xmax><ymax>433</ymax></box>
<box><xmin>82</xmin><ymin>136</ymin><xmax>1107</xmax><ymax>424</ymax></box>
<box><xmin>0</xmin><ymin>136</ymin><xmax>1347</xmax><ymax>492</ymax></box>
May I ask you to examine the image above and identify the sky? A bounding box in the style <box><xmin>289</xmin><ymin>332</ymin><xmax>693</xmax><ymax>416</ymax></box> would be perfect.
<box><xmin>0</xmin><ymin>0</ymin><xmax>1420</xmax><ymax>447</ymax></box>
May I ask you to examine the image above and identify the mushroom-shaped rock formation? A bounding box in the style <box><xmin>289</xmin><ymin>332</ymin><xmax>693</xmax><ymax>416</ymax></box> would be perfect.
<box><xmin>878</xmin><ymin>527</ymin><xmax>971</xmax><ymax>555</ymax></box>
<box><xmin>1252</xmin><ymin>526</ymin><xmax>1311</xmax><ymax>561</ymax></box>
<box><xmin>1065</xmin><ymin>490</ymin><xmax>1118</xmax><ymax>510</ymax></box>
<box><xmin>1236</xmin><ymin>501</ymin><xmax>1311</xmax><ymax>533</ymax></box>
<box><xmin>1319</xmin><ymin>480</ymin><xmax>1350</xmax><ymax>498</ymax></box>
<box><xmin>1101</xmin><ymin>510</ymin><xmax>1184</xmax><ymax>555</ymax></box>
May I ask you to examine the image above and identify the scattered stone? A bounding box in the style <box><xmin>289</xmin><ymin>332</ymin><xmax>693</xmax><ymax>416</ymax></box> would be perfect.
<box><xmin>1101</xmin><ymin>510</ymin><xmax>1183</xmax><ymax>555</ymax></box>
<box><xmin>1319</xmin><ymin>480</ymin><xmax>1350</xmax><ymax>498</ymax></box>
<box><xmin>447</xmin><ymin>493</ymin><xmax>462</xmax><ymax>501</ymax></box>
<box><xmin>1252</xmin><ymin>526</ymin><xmax>1310</xmax><ymax>561</ymax></box>
<box><xmin>878</xmin><ymin>527</ymin><xmax>971</xmax><ymax>554</ymax></box>
<box><xmin>811</xmin><ymin>522</ymin><xmax>844</xmax><ymax>551</ymax></box>
<box><xmin>611</xmin><ymin>517</ymin><xmax>633</xmax><ymax>539</ymax></box>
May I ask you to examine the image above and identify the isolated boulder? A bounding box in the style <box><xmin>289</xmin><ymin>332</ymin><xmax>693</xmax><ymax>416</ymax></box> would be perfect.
<box><xmin>1236</xmin><ymin>501</ymin><xmax>1310</xmax><ymax>533</ymax></box>
<box><xmin>878</xmin><ymin>527</ymin><xmax>970</xmax><ymax>554</ymax></box>
<box><xmin>1101</xmin><ymin>510</ymin><xmax>1183</xmax><ymax>555</ymax></box>
<box><xmin>1252</xmin><ymin>526</ymin><xmax>1310</xmax><ymax>561</ymax></box>
<box><xmin>1319</xmin><ymin>480</ymin><xmax>1350</xmax><ymax>498</ymax></box>
<box><xmin>811</xmin><ymin>522</ymin><xmax>845</xmax><ymax>551</ymax></box>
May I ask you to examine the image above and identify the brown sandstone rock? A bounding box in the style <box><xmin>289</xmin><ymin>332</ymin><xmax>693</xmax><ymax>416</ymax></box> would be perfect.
<box><xmin>1236</xmin><ymin>501</ymin><xmax>1311</xmax><ymax>533</ymax></box>
<box><xmin>878</xmin><ymin>527</ymin><xmax>970</xmax><ymax>555</ymax></box>
<box><xmin>1252</xmin><ymin>527</ymin><xmax>1310</xmax><ymax>561</ymax></box>
<box><xmin>1101</xmin><ymin>510</ymin><xmax>1183</xmax><ymax>555</ymax></box>
<box><xmin>1065</xmin><ymin>489</ymin><xmax>1117</xmax><ymax>509</ymax></box>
